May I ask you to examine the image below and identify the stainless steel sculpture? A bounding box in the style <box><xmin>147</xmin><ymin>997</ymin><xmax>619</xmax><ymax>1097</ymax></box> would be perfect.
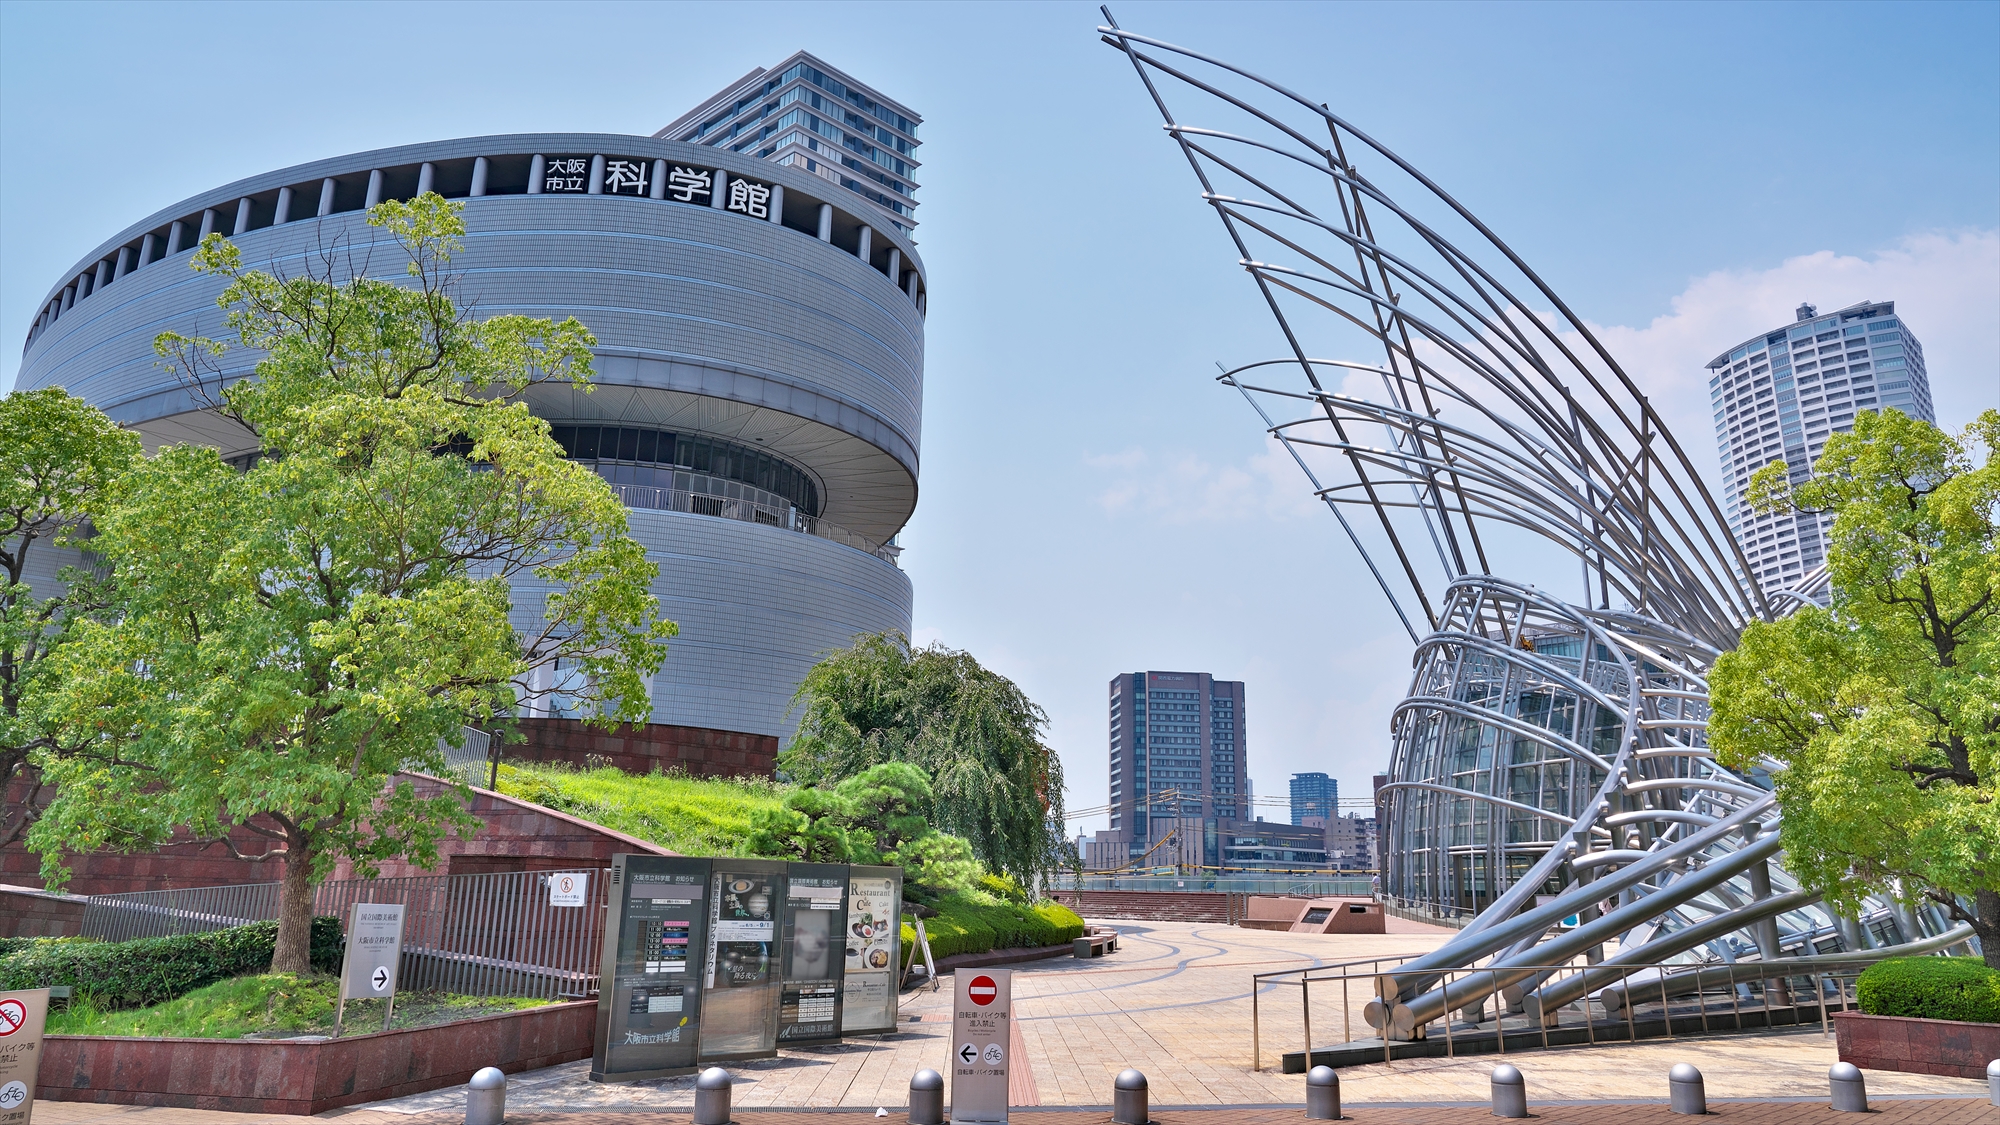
<box><xmin>1099</xmin><ymin>10</ymin><xmax>1973</xmax><ymax>1039</ymax></box>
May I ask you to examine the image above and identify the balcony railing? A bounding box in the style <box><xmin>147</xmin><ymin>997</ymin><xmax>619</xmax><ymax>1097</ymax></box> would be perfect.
<box><xmin>605</xmin><ymin>483</ymin><xmax>901</xmax><ymax>565</ymax></box>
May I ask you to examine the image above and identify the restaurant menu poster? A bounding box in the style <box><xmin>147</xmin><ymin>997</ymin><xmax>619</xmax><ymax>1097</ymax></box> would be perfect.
<box><xmin>840</xmin><ymin>865</ymin><xmax>904</xmax><ymax>1034</ymax></box>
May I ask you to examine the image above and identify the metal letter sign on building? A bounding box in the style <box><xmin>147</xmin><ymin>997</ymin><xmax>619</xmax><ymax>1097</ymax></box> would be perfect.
<box><xmin>0</xmin><ymin>988</ymin><xmax>48</xmax><ymax>1125</ymax></box>
<box><xmin>594</xmin><ymin>855</ymin><xmax>714</xmax><ymax>1081</ymax></box>
<box><xmin>337</xmin><ymin>902</ymin><xmax>406</xmax><ymax>1033</ymax></box>
<box><xmin>951</xmin><ymin>968</ymin><xmax>1011</xmax><ymax>1124</ymax></box>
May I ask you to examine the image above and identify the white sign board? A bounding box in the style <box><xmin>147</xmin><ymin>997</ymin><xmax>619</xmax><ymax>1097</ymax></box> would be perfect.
<box><xmin>0</xmin><ymin>988</ymin><xmax>48</xmax><ymax>1125</ymax></box>
<box><xmin>342</xmin><ymin>902</ymin><xmax>407</xmax><ymax>999</ymax></box>
<box><xmin>549</xmin><ymin>871</ymin><xmax>589</xmax><ymax>907</ymax></box>
<box><xmin>950</xmin><ymin>967</ymin><xmax>1011</xmax><ymax>1124</ymax></box>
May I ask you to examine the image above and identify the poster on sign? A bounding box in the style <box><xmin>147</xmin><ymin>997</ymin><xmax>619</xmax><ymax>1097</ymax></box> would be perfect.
<box><xmin>0</xmin><ymin>988</ymin><xmax>48</xmax><ymax>1125</ymax></box>
<box><xmin>776</xmin><ymin>862</ymin><xmax>848</xmax><ymax>1045</ymax></box>
<box><xmin>548</xmin><ymin>871</ymin><xmax>589</xmax><ymax>907</ymax></box>
<box><xmin>950</xmin><ymin>968</ymin><xmax>1011</xmax><ymax>1124</ymax></box>
<box><xmin>839</xmin><ymin>865</ymin><xmax>903</xmax><ymax>1035</ymax></box>
<box><xmin>697</xmin><ymin>859</ymin><xmax>787</xmax><ymax>1061</ymax></box>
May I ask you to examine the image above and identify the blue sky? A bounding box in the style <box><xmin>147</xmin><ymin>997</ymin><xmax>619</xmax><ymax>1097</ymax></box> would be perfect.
<box><xmin>4</xmin><ymin>1</ymin><xmax>1996</xmax><ymax>833</ymax></box>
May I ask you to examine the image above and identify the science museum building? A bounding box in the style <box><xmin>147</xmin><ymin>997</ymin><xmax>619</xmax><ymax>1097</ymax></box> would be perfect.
<box><xmin>17</xmin><ymin>116</ymin><xmax>928</xmax><ymax>764</ymax></box>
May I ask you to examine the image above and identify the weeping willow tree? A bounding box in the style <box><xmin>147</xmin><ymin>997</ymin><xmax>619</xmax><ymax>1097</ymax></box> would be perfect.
<box><xmin>782</xmin><ymin>632</ymin><xmax>1071</xmax><ymax>888</ymax></box>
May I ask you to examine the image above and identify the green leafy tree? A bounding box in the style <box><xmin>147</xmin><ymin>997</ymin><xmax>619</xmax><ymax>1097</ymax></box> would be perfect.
<box><xmin>1711</xmin><ymin>408</ymin><xmax>2000</xmax><ymax>965</ymax></box>
<box><xmin>744</xmin><ymin>762</ymin><xmax>982</xmax><ymax>897</ymax></box>
<box><xmin>783</xmin><ymin>633</ymin><xmax>1071</xmax><ymax>888</ymax></box>
<box><xmin>0</xmin><ymin>389</ymin><xmax>141</xmax><ymax>847</ymax></box>
<box><xmin>743</xmin><ymin>787</ymin><xmax>856</xmax><ymax>864</ymax></box>
<box><xmin>32</xmin><ymin>196</ymin><xmax>675</xmax><ymax>972</ymax></box>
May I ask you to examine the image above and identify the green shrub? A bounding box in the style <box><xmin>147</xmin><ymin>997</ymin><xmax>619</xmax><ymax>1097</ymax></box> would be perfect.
<box><xmin>899</xmin><ymin>894</ymin><xmax>1085</xmax><ymax>965</ymax></box>
<box><xmin>0</xmin><ymin>935</ymin><xmax>94</xmax><ymax>959</ymax></box>
<box><xmin>979</xmin><ymin>872</ymin><xmax>1028</xmax><ymax>904</ymax></box>
<box><xmin>0</xmin><ymin>918</ymin><xmax>343</xmax><ymax>1010</ymax></box>
<box><xmin>1856</xmin><ymin>956</ymin><xmax>2000</xmax><ymax>1023</ymax></box>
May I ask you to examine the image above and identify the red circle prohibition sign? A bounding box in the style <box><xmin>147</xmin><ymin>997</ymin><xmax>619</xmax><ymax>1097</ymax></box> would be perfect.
<box><xmin>966</xmin><ymin>975</ymin><xmax>997</xmax><ymax>1006</ymax></box>
<box><xmin>0</xmin><ymin>998</ymin><xmax>25</xmax><ymax>1037</ymax></box>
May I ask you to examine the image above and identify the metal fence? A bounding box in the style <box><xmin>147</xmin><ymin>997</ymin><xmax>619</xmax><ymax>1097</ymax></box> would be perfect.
<box><xmin>80</xmin><ymin>867</ymin><xmax>608</xmax><ymax>1001</ymax></box>
<box><xmin>607</xmin><ymin>482</ymin><xmax>901</xmax><ymax>564</ymax></box>
<box><xmin>1053</xmin><ymin>874</ymin><xmax>1376</xmax><ymax>896</ymax></box>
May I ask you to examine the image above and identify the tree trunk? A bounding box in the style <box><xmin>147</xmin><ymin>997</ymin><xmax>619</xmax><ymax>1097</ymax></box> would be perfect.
<box><xmin>1978</xmin><ymin>888</ymin><xmax>2000</xmax><ymax>970</ymax></box>
<box><xmin>271</xmin><ymin>838</ymin><xmax>316</xmax><ymax>974</ymax></box>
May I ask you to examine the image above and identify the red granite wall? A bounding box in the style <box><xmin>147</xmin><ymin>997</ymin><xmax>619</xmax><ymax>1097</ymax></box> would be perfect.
<box><xmin>37</xmin><ymin>999</ymin><xmax>597</xmax><ymax>1114</ymax></box>
<box><xmin>1833</xmin><ymin>1009</ymin><xmax>2000</xmax><ymax>1080</ymax></box>
<box><xmin>509</xmin><ymin>717</ymin><xmax>777</xmax><ymax>779</ymax></box>
<box><xmin>0</xmin><ymin>883</ymin><xmax>86</xmax><ymax>937</ymax></box>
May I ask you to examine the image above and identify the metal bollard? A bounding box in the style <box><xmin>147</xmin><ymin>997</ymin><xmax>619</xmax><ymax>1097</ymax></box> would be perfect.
<box><xmin>1113</xmin><ymin>1068</ymin><xmax>1150</xmax><ymax>1125</ymax></box>
<box><xmin>908</xmin><ymin>1068</ymin><xmax>944</xmax><ymax>1125</ymax></box>
<box><xmin>1988</xmin><ymin>1058</ymin><xmax>1999</xmax><ymax>1107</ymax></box>
<box><xmin>1490</xmin><ymin>1063</ymin><xmax>1528</xmax><ymax>1119</ymax></box>
<box><xmin>1668</xmin><ymin>1063</ymin><xmax>1707</xmax><ymax>1115</ymax></box>
<box><xmin>465</xmin><ymin>1067</ymin><xmax>505</xmax><ymax>1125</ymax></box>
<box><xmin>693</xmin><ymin>1066</ymin><xmax>732</xmax><ymax>1125</ymax></box>
<box><xmin>1306</xmin><ymin>1064</ymin><xmax>1341</xmax><ymax>1120</ymax></box>
<box><xmin>1828</xmin><ymin>1062</ymin><xmax>1867</xmax><ymax>1112</ymax></box>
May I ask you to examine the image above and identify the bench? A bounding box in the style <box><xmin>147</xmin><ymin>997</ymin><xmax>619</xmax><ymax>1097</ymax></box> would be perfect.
<box><xmin>1073</xmin><ymin>929</ymin><xmax>1119</xmax><ymax>958</ymax></box>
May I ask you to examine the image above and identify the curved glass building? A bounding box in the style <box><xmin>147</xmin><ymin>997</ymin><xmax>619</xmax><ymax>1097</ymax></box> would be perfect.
<box><xmin>17</xmin><ymin>132</ymin><xmax>927</xmax><ymax>753</ymax></box>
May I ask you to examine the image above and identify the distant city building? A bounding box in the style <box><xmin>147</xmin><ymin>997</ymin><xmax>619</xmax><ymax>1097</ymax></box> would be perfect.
<box><xmin>1222</xmin><ymin>822</ymin><xmax>1328</xmax><ymax>871</ymax></box>
<box><xmin>1706</xmin><ymin>300</ymin><xmax>1933</xmax><ymax>595</ymax></box>
<box><xmin>1324</xmin><ymin>813</ymin><xmax>1378</xmax><ymax>872</ymax></box>
<box><xmin>658</xmin><ymin>52</ymin><xmax>921</xmax><ymax>233</ymax></box>
<box><xmin>1083</xmin><ymin>671</ymin><xmax>1246</xmax><ymax>870</ymax></box>
<box><xmin>1289</xmin><ymin>772</ymin><xmax>1337</xmax><ymax>826</ymax></box>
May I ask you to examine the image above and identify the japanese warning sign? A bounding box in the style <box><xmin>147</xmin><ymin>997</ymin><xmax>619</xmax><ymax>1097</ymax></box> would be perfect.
<box><xmin>951</xmin><ymin>968</ymin><xmax>1011</xmax><ymax>1124</ymax></box>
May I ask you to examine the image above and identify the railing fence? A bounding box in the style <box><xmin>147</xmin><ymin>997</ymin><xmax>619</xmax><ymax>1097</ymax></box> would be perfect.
<box><xmin>80</xmin><ymin>867</ymin><xmax>607</xmax><ymax>1001</ymax></box>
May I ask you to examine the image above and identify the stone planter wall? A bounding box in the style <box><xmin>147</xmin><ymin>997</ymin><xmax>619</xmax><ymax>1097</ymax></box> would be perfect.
<box><xmin>1831</xmin><ymin>1008</ymin><xmax>2000</xmax><ymax>1080</ymax></box>
<box><xmin>36</xmin><ymin>999</ymin><xmax>596</xmax><ymax>1114</ymax></box>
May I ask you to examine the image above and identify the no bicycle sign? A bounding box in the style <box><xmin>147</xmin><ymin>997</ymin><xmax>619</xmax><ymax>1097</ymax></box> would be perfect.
<box><xmin>0</xmin><ymin>988</ymin><xmax>49</xmax><ymax>1125</ymax></box>
<box><xmin>951</xmin><ymin>968</ymin><xmax>1011</xmax><ymax>1124</ymax></box>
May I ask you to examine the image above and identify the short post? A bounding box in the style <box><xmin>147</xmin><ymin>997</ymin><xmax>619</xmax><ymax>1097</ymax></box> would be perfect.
<box><xmin>693</xmin><ymin>1066</ymin><xmax>732</xmax><ymax>1125</ymax></box>
<box><xmin>1490</xmin><ymin>1063</ymin><xmax>1527</xmax><ymax>1118</ymax></box>
<box><xmin>1828</xmin><ymin>1061</ymin><xmax>1867</xmax><ymax>1112</ymax></box>
<box><xmin>1987</xmin><ymin>1058</ymin><xmax>1999</xmax><ymax>1107</ymax></box>
<box><xmin>464</xmin><ymin>1067</ymin><xmax>505</xmax><ymax>1125</ymax></box>
<box><xmin>1306</xmin><ymin>1064</ymin><xmax>1341</xmax><ymax>1120</ymax></box>
<box><xmin>1112</xmin><ymin>1068</ymin><xmax>1149</xmax><ymax>1125</ymax></box>
<box><xmin>1668</xmin><ymin>1063</ymin><xmax>1706</xmax><ymax>1115</ymax></box>
<box><xmin>908</xmin><ymin>1068</ymin><xmax>944</xmax><ymax>1125</ymax></box>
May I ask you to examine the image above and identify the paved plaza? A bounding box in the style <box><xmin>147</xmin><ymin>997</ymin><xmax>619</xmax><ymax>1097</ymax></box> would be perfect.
<box><xmin>32</xmin><ymin>918</ymin><xmax>1989</xmax><ymax>1124</ymax></box>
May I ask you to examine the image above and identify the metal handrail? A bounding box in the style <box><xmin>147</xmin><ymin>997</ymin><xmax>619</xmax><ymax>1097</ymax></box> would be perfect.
<box><xmin>606</xmin><ymin>482</ymin><xmax>902</xmax><ymax>564</ymax></box>
<box><xmin>1250</xmin><ymin>951</ymin><xmax>1904</xmax><ymax>1072</ymax></box>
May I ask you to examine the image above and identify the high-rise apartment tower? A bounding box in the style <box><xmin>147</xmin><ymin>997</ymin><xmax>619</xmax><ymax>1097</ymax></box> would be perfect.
<box><xmin>1289</xmin><ymin>772</ymin><xmax>1337</xmax><ymax>826</ymax></box>
<box><xmin>658</xmin><ymin>52</ymin><xmax>921</xmax><ymax>233</ymax></box>
<box><xmin>1705</xmin><ymin>299</ymin><xmax>1933</xmax><ymax>594</ymax></box>
<box><xmin>1085</xmin><ymin>671</ymin><xmax>1246</xmax><ymax>870</ymax></box>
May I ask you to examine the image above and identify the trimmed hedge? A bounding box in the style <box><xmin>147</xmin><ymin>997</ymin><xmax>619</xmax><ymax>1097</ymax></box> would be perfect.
<box><xmin>901</xmin><ymin>894</ymin><xmax>1085</xmax><ymax>965</ymax></box>
<box><xmin>0</xmin><ymin>918</ymin><xmax>343</xmax><ymax>1010</ymax></box>
<box><xmin>1856</xmin><ymin>956</ymin><xmax>2000</xmax><ymax>1023</ymax></box>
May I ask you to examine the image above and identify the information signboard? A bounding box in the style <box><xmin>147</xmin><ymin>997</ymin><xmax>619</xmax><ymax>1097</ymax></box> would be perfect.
<box><xmin>697</xmin><ymin>859</ymin><xmax>787</xmax><ymax>1062</ymax></box>
<box><xmin>950</xmin><ymin>968</ymin><xmax>1011</xmax><ymax>1124</ymax></box>
<box><xmin>0</xmin><ymin>988</ymin><xmax>47</xmax><ymax>1125</ymax></box>
<box><xmin>592</xmin><ymin>855</ymin><xmax>713</xmax><ymax>1082</ymax></box>
<box><xmin>548</xmin><ymin>871</ymin><xmax>589</xmax><ymax>907</ymax></box>
<box><xmin>336</xmin><ymin>902</ymin><xmax>405</xmax><ymax>1033</ymax></box>
<box><xmin>840</xmin><ymin>865</ymin><xmax>903</xmax><ymax>1034</ymax></box>
<box><xmin>776</xmin><ymin>862</ymin><xmax>848</xmax><ymax>1045</ymax></box>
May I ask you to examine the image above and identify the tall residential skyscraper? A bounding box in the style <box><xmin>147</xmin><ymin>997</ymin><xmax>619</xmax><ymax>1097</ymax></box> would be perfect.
<box><xmin>1289</xmin><ymin>772</ymin><xmax>1337</xmax><ymax>826</ymax></box>
<box><xmin>1705</xmin><ymin>299</ymin><xmax>1933</xmax><ymax>594</ymax></box>
<box><xmin>658</xmin><ymin>52</ymin><xmax>921</xmax><ymax>233</ymax></box>
<box><xmin>1086</xmin><ymin>671</ymin><xmax>1246</xmax><ymax>870</ymax></box>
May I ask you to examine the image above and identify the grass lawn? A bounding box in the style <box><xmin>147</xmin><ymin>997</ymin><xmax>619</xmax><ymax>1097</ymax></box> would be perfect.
<box><xmin>47</xmin><ymin>973</ymin><xmax>552</xmax><ymax>1039</ymax></box>
<box><xmin>492</xmin><ymin>761</ymin><xmax>785</xmax><ymax>855</ymax></box>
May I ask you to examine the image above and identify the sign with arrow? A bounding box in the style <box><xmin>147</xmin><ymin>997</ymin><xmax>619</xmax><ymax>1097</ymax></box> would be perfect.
<box><xmin>336</xmin><ymin>902</ymin><xmax>407</xmax><ymax>1035</ymax></box>
<box><xmin>951</xmin><ymin>967</ymin><xmax>1011</xmax><ymax>1124</ymax></box>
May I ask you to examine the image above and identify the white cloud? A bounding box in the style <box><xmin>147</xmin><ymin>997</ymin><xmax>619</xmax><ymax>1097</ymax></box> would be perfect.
<box><xmin>1581</xmin><ymin>229</ymin><xmax>2000</xmax><ymax>483</ymax></box>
